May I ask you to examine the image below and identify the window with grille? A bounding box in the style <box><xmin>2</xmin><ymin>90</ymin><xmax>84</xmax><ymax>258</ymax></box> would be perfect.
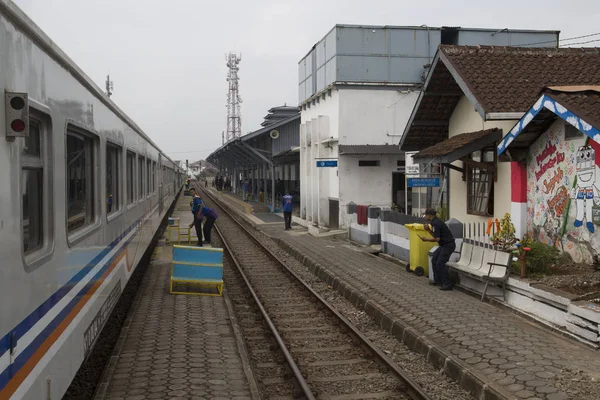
<box><xmin>466</xmin><ymin>150</ymin><xmax>495</xmax><ymax>216</ymax></box>
<box><xmin>359</xmin><ymin>160</ymin><xmax>379</xmax><ymax>167</ymax></box>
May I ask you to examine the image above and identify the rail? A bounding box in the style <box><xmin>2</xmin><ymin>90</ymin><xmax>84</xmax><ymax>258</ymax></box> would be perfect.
<box><xmin>200</xmin><ymin>185</ymin><xmax>432</xmax><ymax>400</ymax></box>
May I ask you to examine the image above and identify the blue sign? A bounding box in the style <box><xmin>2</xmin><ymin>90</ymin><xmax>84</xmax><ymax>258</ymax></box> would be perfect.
<box><xmin>407</xmin><ymin>178</ymin><xmax>440</xmax><ymax>188</ymax></box>
<box><xmin>316</xmin><ymin>160</ymin><xmax>338</xmax><ymax>168</ymax></box>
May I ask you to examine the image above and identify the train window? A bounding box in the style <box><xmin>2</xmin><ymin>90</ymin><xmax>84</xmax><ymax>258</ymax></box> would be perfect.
<box><xmin>138</xmin><ymin>156</ymin><xmax>144</xmax><ymax>199</ymax></box>
<box><xmin>126</xmin><ymin>151</ymin><xmax>135</xmax><ymax>204</ymax></box>
<box><xmin>146</xmin><ymin>159</ymin><xmax>151</xmax><ymax>197</ymax></box>
<box><xmin>22</xmin><ymin>119</ymin><xmax>43</xmax><ymax>253</ymax></box>
<box><xmin>152</xmin><ymin>161</ymin><xmax>156</xmax><ymax>193</ymax></box>
<box><xmin>106</xmin><ymin>143</ymin><xmax>121</xmax><ymax>214</ymax></box>
<box><xmin>66</xmin><ymin>131</ymin><xmax>96</xmax><ymax>233</ymax></box>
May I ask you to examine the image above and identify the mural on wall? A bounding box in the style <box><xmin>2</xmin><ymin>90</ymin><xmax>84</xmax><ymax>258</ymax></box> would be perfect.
<box><xmin>572</xmin><ymin>145</ymin><xmax>600</xmax><ymax>233</ymax></box>
<box><xmin>527</xmin><ymin>122</ymin><xmax>600</xmax><ymax>263</ymax></box>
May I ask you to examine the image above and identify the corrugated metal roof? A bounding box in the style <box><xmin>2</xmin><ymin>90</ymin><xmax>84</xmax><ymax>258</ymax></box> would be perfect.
<box><xmin>338</xmin><ymin>144</ymin><xmax>402</xmax><ymax>155</ymax></box>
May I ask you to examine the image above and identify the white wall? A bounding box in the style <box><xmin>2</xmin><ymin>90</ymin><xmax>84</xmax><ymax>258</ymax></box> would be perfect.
<box><xmin>448</xmin><ymin>96</ymin><xmax>518</xmax><ymax>224</ymax></box>
<box><xmin>338</xmin><ymin>89</ymin><xmax>420</xmax><ymax>145</ymax></box>
<box><xmin>339</xmin><ymin>155</ymin><xmax>399</xmax><ymax>228</ymax></box>
<box><xmin>300</xmin><ymin>87</ymin><xmax>419</xmax><ymax>229</ymax></box>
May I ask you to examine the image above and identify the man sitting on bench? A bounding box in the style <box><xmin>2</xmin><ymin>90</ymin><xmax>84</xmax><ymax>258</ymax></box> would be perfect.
<box><xmin>418</xmin><ymin>208</ymin><xmax>455</xmax><ymax>291</ymax></box>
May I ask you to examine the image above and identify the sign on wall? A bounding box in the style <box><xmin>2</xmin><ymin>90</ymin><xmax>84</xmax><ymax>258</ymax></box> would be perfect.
<box><xmin>316</xmin><ymin>160</ymin><xmax>338</xmax><ymax>167</ymax></box>
<box><xmin>405</xmin><ymin>152</ymin><xmax>420</xmax><ymax>176</ymax></box>
<box><xmin>407</xmin><ymin>178</ymin><xmax>440</xmax><ymax>187</ymax></box>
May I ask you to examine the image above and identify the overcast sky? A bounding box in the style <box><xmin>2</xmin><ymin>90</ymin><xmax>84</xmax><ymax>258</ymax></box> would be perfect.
<box><xmin>13</xmin><ymin>0</ymin><xmax>600</xmax><ymax>162</ymax></box>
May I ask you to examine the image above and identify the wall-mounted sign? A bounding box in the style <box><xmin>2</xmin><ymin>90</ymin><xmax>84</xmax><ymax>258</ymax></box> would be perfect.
<box><xmin>407</xmin><ymin>177</ymin><xmax>440</xmax><ymax>188</ymax></box>
<box><xmin>405</xmin><ymin>152</ymin><xmax>420</xmax><ymax>175</ymax></box>
<box><xmin>316</xmin><ymin>160</ymin><xmax>338</xmax><ymax>167</ymax></box>
<box><xmin>405</xmin><ymin>165</ymin><xmax>420</xmax><ymax>175</ymax></box>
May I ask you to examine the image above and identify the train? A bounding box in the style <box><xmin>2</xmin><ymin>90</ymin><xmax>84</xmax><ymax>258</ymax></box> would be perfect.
<box><xmin>0</xmin><ymin>1</ymin><xmax>185</xmax><ymax>398</ymax></box>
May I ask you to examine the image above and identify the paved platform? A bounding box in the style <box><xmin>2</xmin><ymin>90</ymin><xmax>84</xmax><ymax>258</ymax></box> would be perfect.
<box><xmin>205</xmin><ymin>188</ymin><xmax>296</xmax><ymax>227</ymax></box>
<box><xmin>95</xmin><ymin>194</ymin><xmax>257</xmax><ymax>400</ymax></box>
<box><xmin>254</xmin><ymin>223</ymin><xmax>600</xmax><ymax>400</ymax></box>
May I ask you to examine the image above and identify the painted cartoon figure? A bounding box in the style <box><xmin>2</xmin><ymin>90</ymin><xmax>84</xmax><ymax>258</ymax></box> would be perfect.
<box><xmin>570</xmin><ymin>145</ymin><xmax>600</xmax><ymax>233</ymax></box>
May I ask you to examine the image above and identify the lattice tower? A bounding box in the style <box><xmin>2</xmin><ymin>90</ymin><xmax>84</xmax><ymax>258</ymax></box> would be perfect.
<box><xmin>225</xmin><ymin>53</ymin><xmax>242</xmax><ymax>141</ymax></box>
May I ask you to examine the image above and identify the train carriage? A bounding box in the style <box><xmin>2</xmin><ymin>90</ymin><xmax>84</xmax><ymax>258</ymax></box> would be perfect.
<box><xmin>0</xmin><ymin>1</ymin><xmax>183</xmax><ymax>398</ymax></box>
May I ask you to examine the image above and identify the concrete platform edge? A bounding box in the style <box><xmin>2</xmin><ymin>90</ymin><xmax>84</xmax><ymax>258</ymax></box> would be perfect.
<box><xmin>222</xmin><ymin>290</ymin><xmax>262</xmax><ymax>400</ymax></box>
<box><xmin>92</xmin><ymin>248</ymin><xmax>150</xmax><ymax>400</ymax></box>
<box><xmin>268</xmin><ymin>235</ymin><xmax>514</xmax><ymax>400</ymax></box>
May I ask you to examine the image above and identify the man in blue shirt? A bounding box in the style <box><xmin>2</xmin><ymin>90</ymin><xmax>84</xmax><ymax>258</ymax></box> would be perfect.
<box><xmin>196</xmin><ymin>205</ymin><xmax>218</xmax><ymax>244</ymax></box>
<box><xmin>418</xmin><ymin>208</ymin><xmax>455</xmax><ymax>291</ymax></box>
<box><xmin>282</xmin><ymin>192</ymin><xmax>293</xmax><ymax>230</ymax></box>
<box><xmin>188</xmin><ymin>188</ymin><xmax>204</xmax><ymax>246</ymax></box>
<box><xmin>242</xmin><ymin>179</ymin><xmax>249</xmax><ymax>201</ymax></box>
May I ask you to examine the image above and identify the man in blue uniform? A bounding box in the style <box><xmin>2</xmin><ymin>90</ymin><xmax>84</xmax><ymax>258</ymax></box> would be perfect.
<box><xmin>282</xmin><ymin>192</ymin><xmax>293</xmax><ymax>230</ymax></box>
<box><xmin>196</xmin><ymin>205</ymin><xmax>218</xmax><ymax>244</ymax></box>
<box><xmin>188</xmin><ymin>188</ymin><xmax>204</xmax><ymax>246</ymax></box>
<box><xmin>418</xmin><ymin>208</ymin><xmax>455</xmax><ymax>291</ymax></box>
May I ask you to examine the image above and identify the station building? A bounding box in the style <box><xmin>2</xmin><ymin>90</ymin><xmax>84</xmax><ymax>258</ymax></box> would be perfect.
<box><xmin>298</xmin><ymin>25</ymin><xmax>560</xmax><ymax>230</ymax></box>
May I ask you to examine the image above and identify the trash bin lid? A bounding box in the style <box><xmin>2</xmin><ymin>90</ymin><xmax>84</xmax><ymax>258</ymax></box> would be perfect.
<box><xmin>406</xmin><ymin>223</ymin><xmax>426</xmax><ymax>231</ymax></box>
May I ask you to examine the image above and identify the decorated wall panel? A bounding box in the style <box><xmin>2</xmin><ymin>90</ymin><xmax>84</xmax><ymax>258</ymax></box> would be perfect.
<box><xmin>526</xmin><ymin>121</ymin><xmax>600</xmax><ymax>263</ymax></box>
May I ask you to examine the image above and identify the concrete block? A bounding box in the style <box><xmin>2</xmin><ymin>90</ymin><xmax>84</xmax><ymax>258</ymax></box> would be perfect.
<box><xmin>569</xmin><ymin>300</ymin><xmax>600</xmax><ymax>325</ymax></box>
<box><xmin>565</xmin><ymin>321</ymin><xmax>600</xmax><ymax>343</ymax></box>
<box><xmin>566</xmin><ymin>313</ymin><xmax>600</xmax><ymax>333</ymax></box>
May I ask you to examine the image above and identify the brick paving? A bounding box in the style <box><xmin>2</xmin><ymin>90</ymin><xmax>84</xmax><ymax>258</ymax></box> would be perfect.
<box><xmin>258</xmin><ymin>224</ymin><xmax>600</xmax><ymax>400</ymax></box>
<box><xmin>97</xmin><ymin>195</ymin><xmax>255</xmax><ymax>400</ymax></box>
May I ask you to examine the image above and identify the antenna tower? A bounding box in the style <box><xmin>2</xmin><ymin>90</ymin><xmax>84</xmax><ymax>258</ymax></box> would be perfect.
<box><xmin>225</xmin><ymin>53</ymin><xmax>242</xmax><ymax>141</ymax></box>
<box><xmin>105</xmin><ymin>74</ymin><xmax>114</xmax><ymax>97</ymax></box>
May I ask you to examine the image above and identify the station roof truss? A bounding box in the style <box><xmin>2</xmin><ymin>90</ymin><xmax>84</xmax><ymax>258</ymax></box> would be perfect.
<box><xmin>207</xmin><ymin>113</ymin><xmax>300</xmax><ymax>168</ymax></box>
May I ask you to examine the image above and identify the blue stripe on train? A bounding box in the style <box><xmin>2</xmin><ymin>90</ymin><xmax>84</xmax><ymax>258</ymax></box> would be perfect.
<box><xmin>0</xmin><ymin>232</ymin><xmax>138</xmax><ymax>390</ymax></box>
<box><xmin>0</xmin><ymin>216</ymin><xmax>145</xmax><ymax>360</ymax></box>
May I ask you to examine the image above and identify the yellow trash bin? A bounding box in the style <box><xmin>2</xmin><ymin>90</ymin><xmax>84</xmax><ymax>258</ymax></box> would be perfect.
<box><xmin>405</xmin><ymin>223</ymin><xmax>436</xmax><ymax>277</ymax></box>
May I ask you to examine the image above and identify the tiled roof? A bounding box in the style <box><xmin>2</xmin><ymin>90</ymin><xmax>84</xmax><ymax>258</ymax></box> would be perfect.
<box><xmin>401</xmin><ymin>45</ymin><xmax>600</xmax><ymax>152</ymax></box>
<box><xmin>413</xmin><ymin>128</ymin><xmax>500</xmax><ymax>160</ymax></box>
<box><xmin>544</xmin><ymin>86</ymin><xmax>600</xmax><ymax>131</ymax></box>
<box><xmin>440</xmin><ymin>45</ymin><xmax>600</xmax><ymax>113</ymax></box>
<box><xmin>338</xmin><ymin>144</ymin><xmax>402</xmax><ymax>155</ymax></box>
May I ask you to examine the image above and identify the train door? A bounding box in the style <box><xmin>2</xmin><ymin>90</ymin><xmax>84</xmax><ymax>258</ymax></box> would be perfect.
<box><xmin>158</xmin><ymin>154</ymin><xmax>164</xmax><ymax>214</ymax></box>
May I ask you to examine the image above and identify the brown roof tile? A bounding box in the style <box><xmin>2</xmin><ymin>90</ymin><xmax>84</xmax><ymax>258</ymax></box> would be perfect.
<box><xmin>543</xmin><ymin>87</ymin><xmax>600</xmax><ymax>131</ymax></box>
<box><xmin>413</xmin><ymin>128</ymin><xmax>500</xmax><ymax>160</ymax></box>
<box><xmin>440</xmin><ymin>45</ymin><xmax>600</xmax><ymax>113</ymax></box>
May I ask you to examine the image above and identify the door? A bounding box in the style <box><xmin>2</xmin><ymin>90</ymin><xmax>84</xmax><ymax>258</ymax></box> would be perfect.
<box><xmin>392</xmin><ymin>172</ymin><xmax>406</xmax><ymax>213</ymax></box>
<box><xmin>329</xmin><ymin>199</ymin><xmax>339</xmax><ymax>229</ymax></box>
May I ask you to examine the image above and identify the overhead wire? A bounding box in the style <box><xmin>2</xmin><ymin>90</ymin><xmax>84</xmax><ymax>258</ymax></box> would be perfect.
<box><xmin>560</xmin><ymin>38</ymin><xmax>600</xmax><ymax>47</ymax></box>
<box><xmin>514</xmin><ymin>32</ymin><xmax>600</xmax><ymax>47</ymax></box>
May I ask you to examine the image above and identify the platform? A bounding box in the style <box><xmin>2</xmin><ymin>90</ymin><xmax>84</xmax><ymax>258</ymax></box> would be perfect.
<box><xmin>205</xmin><ymin>188</ymin><xmax>295</xmax><ymax>227</ymax></box>
<box><xmin>253</xmin><ymin>224</ymin><xmax>600</xmax><ymax>400</ymax></box>
<box><xmin>94</xmin><ymin>195</ymin><xmax>257</xmax><ymax>400</ymax></box>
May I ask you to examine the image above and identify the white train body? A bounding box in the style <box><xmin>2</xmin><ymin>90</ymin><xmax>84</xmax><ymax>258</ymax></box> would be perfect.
<box><xmin>0</xmin><ymin>1</ymin><xmax>183</xmax><ymax>398</ymax></box>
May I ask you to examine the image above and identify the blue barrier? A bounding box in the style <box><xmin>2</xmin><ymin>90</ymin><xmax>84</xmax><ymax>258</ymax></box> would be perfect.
<box><xmin>170</xmin><ymin>245</ymin><xmax>224</xmax><ymax>296</ymax></box>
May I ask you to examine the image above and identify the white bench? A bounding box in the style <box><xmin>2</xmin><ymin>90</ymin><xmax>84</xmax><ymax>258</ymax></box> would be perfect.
<box><xmin>447</xmin><ymin>242</ymin><xmax>511</xmax><ymax>301</ymax></box>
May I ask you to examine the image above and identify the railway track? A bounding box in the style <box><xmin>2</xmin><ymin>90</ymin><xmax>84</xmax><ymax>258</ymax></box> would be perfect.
<box><xmin>199</xmin><ymin>185</ymin><xmax>432</xmax><ymax>400</ymax></box>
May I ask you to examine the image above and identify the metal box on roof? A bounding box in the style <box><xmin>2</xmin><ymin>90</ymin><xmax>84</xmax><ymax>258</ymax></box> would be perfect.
<box><xmin>298</xmin><ymin>25</ymin><xmax>560</xmax><ymax>104</ymax></box>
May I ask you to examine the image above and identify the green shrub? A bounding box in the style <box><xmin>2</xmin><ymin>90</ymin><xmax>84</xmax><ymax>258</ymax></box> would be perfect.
<box><xmin>520</xmin><ymin>237</ymin><xmax>560</xmax><ymax>275</ymax></box>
